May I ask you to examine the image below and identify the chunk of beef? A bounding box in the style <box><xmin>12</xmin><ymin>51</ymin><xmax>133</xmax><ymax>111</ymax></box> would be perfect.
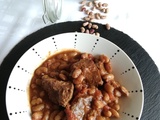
<box><xmin>41</xmin><ymin>75</ymin><xmax>74</xmax><ymax>107</ymax></box>
<box><xmin>71</xmin><ymin>59</ymin><xmax>103</xmax><ymax>86</ymax></box>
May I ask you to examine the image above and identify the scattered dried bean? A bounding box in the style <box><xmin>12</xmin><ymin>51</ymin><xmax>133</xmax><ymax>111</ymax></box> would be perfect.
<box><xmin>81</xmin><ymin>27</ymin><xmax>85</xmax><ymax>33</ymax></box>
<box><xmin>83</xmin><ymin>22</ymin><xmax>89</xmax><ymax>26</ymax></box>
<box><xmin>84</xmin><ymin>17</ymin><xmax>90</xmax><ymax>21</ymax></box>
<box><xmin>88</xmin><ymin>2</ymin><xmax>92</xmax><ymax>7</ymax></box>
<box><xmin>105</xmin><ymin>23</ymin><xmax>110</xmax><ymax>30</ymax></box>
<box><xmin>102</xmin><ymin>3</ymin><xmax>108</xmax><ymax>7</ymax></box>
<box><xmin>100</xmin><ymin>15</ymin><xmax>106</xmax><ymax>19</ymax></box>
<box><xmin>92</xmin><ymin>24</ymin><xmax>98</xmax><ymax>29</ymax></box>
<box><xmin>85</xmin><ymin>29</ymin><xmax>90</xmax><ymax>33</ymax></box>
<box><xmin>95</xmin><ymin>32</ymin><xmax>100</xmax><ymax>36</ymax></box>
<box><xmin>88</xmin><ymin>23</ymin><xmax>92</xmax><ymax>29</ymax></box>
<box><xmin>81</xmin><ymin>6</ymin><xmax>86</xmax><ymax>12</ymax></box>
<box><xmin>89</xmin><ymin>29</ymin><xmax>95</xmax><ymax>34</ymax></box>
<box><xmin>80</xmin><ymin>1</ymin><xmax>86</xmax><ymax>5</ymax></box>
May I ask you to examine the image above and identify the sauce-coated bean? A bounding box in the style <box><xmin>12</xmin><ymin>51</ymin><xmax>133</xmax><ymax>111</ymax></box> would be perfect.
<box><xmin>72</xmin><ymin>68</ymin><xmax>82</xmax><ymax>78</ymax></box>
<box><xmin>32</xmin><ymin>111</ymin><xmax>43</xmax><ymax>120</ymax></box>
<box><xmin>110</xmin><ymin>109</ymin><xmax>120</xmax><ymax>118</ymax></box>
<box><xmin>31</xmin><ymin>98</ymin><xmax>42</xmax><ymax>106</ymax></box>
<box><xmin>32</xmin><ymin>104</ymin><xmax>45</xmax><ymax>112</ymax></box>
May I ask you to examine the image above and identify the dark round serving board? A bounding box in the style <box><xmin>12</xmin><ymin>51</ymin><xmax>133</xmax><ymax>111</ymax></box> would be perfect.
<box><xmin>0</xmin><ymin>21</ymin><xmax>160</xmax><ymax>120</ymax></box>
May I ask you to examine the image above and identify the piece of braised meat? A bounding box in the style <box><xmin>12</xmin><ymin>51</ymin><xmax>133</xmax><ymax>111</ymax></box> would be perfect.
<box><xmin>65</xmin><ymin>96</ymin><xmax>93</xmax><ymax>120</ymax></box>
<box><xmin>71</xmin><ymin>59</ymin><xmax>103</xmax><ymax>86</ymax></box>
<box><xmin>41</xmin><ymin>75</ymin><xmax>74</xmax><ymax>107</ymax></box>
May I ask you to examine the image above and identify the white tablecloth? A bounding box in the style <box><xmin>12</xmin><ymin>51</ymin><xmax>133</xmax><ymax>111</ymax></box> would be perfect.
<box><xmin>0</xmin><ymin>0</ymin><xmax>160</xmax><ymax>71</ymax></box>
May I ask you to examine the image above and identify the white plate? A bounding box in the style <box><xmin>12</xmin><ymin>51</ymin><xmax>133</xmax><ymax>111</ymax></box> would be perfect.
<box><xmin>6</xmin><ymin>32</ymin><xmax>144</xmax><ymax>120</ymax></box>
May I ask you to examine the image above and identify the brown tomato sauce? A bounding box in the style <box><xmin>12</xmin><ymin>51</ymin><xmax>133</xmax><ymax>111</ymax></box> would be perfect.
<box><xmin>29</xmin><ymin>50</ymin><xmax>129</xmax><ymax>120</ymax></box>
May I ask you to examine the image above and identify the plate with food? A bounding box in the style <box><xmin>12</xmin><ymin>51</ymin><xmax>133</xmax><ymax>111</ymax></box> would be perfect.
<box><xmin>5</xmin><ymin>32</ymin><xmax>144</xmax><ymax>120</ymax></box>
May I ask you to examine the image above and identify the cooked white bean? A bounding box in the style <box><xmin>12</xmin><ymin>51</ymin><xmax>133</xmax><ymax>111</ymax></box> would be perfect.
<box><xmin>103</xmin><ymin>109</ymin><xmax>112</xmax><ymax>117</ymax></box>
<box><xmin>58</xmin><ymin>63</ymin><xmax>68</xmax><ymax>70</ymax></box>
<box><xmin>32</xmin><ymin>103</ymin><xmax>45</xmax><ymax>112</ymax></box>
<box><xmin>31</xmin><ymin>98</ymin><xmax>42</xmax><ymax>106</ymax></box>
<box><xmin>110</xmin><ymin>109</ymin><xmax>120</xmax><ymax>118</ymax></box>
<box><xmin>72</xmin><ymin>68</ymin><xmax>82</xmax><ymax>78</ymax></box>
<box><xmin>112</xmin><ymin>104</ymin><xmax>120</xmax><ymax>111</ymax></box>
<box><xmin>42</xmin><ymin>110</ymin><xmax>50</xmax><ymax>120</ymax></box>
<box><xmin>96</xmin><ymin>116</ymin><xmax>106</xmax><ymax>120</ymax></box>
<box><xmin>59</xmin><ymin>73</ymin><xmax>67</xmax><ymax>81</ymax></box>
<box><xmin>103</xmin><ymin>74</ymin><xmax>114</xmax><ymax>82</ymax></box>
<box><xmin>73</xmin><ymin>74</ymin><xmax>85</xmax><ymax>85</ymax></box>
<box><xmin>32</xmin><ymin>111</ymin><xmax>43</xmax><ymax>120</ymax></box>
<box><xmin>35</xmin><ymin>67</ymin><xmax>48</xmax><ymax>76</ymax></box>
<box><xmin>103</xmin><ymin>92</ymin><xmax>110</xmax><ymax>102</ymax></box>
<box><xmin>31</xmin><ymin>84</ymin><xmax>37</xmax><ymax>89</ymax></box>
<box><xmin>110</xmin><ymin>80</ymin><xmax>120</xmax><ymax>88</ymax></box>
<box><xmin>68</xmin><ymin>51</ymin><xmax>78</xmax><ymax>57</ymax></box>
<box><xmin>104</xmin><ymin>62</ymin><xmax>112</xmax><ymax>73</ymax></box>
<box><xmin>55</xmin><ymin>111</ymin><xmax>64</xmax><ymax>120</ymax></box>
<box><xmin>81</xmin><ymin>53</ymin><xmax>88</xmax><ymax>59</ymax></box>
<box><xmin>88</xmin><ymin>87</ymin><xmax>96</xmax><ymax>95</ymax></box>
<box><xmin>51</xmin><ymin>62</ymin><xmax>60</xmax><ymax>70</ymax></box>
<box><xmin>114</xmin><ymin>89</ymin><xmax>122</xmax><ymax>97</ymax></box>
<box><xmin>104</xmin><ymin>83</ymin><xmax>114</xmax><ymax>93</ymax></box>
<box><xmin>120</xmin><ymin>86</ymin><xmax>129</xmax><ymax>96</ymax></box>
<box><xmin>98</xmin><ymin>62</ymin><xmax>107</xmax><ymax>76</ymax></box>
<box><xmin>94</xmin><ymin>100</ymin><xmax>105</xmax><ymax>109</ymax></box>
<box><xmin>49</xmin><ymin>110</ymin><xmax>59</xmax><ymax>120</ymax></box>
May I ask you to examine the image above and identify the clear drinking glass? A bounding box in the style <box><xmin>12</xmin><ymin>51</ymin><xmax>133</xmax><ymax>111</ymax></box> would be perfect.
<box><xmin>42</xmin><ymin>0</ymin><xmax>63</xmax><ymax>23</ymax></box>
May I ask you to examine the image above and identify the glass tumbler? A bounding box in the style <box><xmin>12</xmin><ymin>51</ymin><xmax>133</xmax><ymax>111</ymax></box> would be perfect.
<box><xmin>42</xmin><ymin>0</ymin><xmax>63</xmax><ymax>23</ymax></box>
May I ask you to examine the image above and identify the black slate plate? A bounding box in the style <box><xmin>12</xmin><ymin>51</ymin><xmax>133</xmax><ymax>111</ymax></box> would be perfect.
<box><xmin>0</xmin><ymin>21</ymin><xmax>160</xmax><ymax>120</ymax></box>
